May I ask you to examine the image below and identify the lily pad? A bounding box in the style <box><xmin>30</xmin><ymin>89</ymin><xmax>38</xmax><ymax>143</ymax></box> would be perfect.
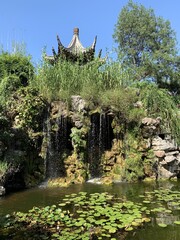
<box><xmin>158</xmin><ymin>223</ymin><xmax>167</xmax><ymax>228</ymax></box>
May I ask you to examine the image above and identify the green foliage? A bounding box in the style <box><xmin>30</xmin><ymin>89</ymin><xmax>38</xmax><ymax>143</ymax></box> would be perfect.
<box><xmin>0</xmin><ymin>75</ymin><xmax>22</xmax><ymax>105</ymax></box>
<box><xmin>125</xmin><ymin>153</ymin><xmax>144</xmax><ymax>182</ymax></box>
<box><xmin>101</xmin><ymin>88</ymin><xmax>136</xmax><ymax>111</ymax></box>
<box><xmin>2</xmin><ymin>192</ymin><xmax>150</xmax><ymax>239</ymax></box>
<box><xmin>123</xmin><ymin>132</ymin><xmax>145</xmax><ymax>181</ymax></box>
<box><xmin>70</xmin><ymin>127</ymin><xmax>86</xmax><ymax>153</ymax></box>
<box><xmin>113</xmin><ymin>0</ymin><xmax>180</xmax><ymax>93</ymax></box>
<box><xmin>4</xmin><ymin>188</ymin><xmax>180</xmax><ymax>238</ymax></box>
<box><xmin>139</xmin><ymin>82</ymin><xmax>180</xmax><ymax>144</ymax></box>
<box><xmin>7</xmin><ymin>87</ymin><xmax>47</xmax><ymax>130</ymax></box>
<box><xmin>101</xmin><ymin>88</ymin><xmax>145</xmax><ymax>128</ymax></box>
<box><xmin>0</xmin><ymin>51</ymin><xmax>35</xmax><ymax>107</ymax></box>
<box><xmin>32</xmin><ymin>57</ymin><xmax>131</xmax><ymax>103</ymax></box>
<box><xmin>0</xmin><ymin>52</ymin><xmax>34</xmax><ymax>85</ymax></box>
<box><xmin>0</xmin><ymin>113</ymin><xmax>10</xmax><ymax>130</ymax></box>
<box><xmin>0</xmin><ymin>161</ymin><xmax>9</xmax><ymax>176</ymax></box>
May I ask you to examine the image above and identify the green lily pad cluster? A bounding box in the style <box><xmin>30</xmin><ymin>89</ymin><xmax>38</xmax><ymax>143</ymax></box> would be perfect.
<box><xmin>1</xmin><ymin>192</ymin><xmax>150</xmax><ymax>240</ymax></box>
<box><xmin>139</xmin><ymin>188</ymin><xmax>180</xmax><ymax>228</ymax></box>
<box><xmin>3</xmin><ymin>188</ymin><xmax>180</xmax><ymax>239</ymax></box>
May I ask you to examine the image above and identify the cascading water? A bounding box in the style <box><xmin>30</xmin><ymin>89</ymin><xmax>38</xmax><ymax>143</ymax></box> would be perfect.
<box><xmin>88</xmin><ymin>112</ymin><xmax>113</xmax><ymax>178</ymax></box>
<box><xmin>44</xmin><ymin>103</ymin><xmax>114</xmax><ymax>181</ymax></box>
<box><xmin>45</xmin><ymin>110</ymin><xmax>72</xmax><ymax>179</ymax></box>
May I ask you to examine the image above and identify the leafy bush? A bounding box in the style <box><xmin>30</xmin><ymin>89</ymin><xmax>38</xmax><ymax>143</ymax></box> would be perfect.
<box><xmin>70</xmin><ymin>127</ymin><xmax>86</xmax><ymax>153</ymax></box>
<box><xmin>125</xmin><ymin>152</ymin><xmax>145</xmax><ymax>182</ymax></box>
<box><xmin>100</xmin><ymin>88</ymin><xmax>139</xmax><ymax>122</ymax></box>
<box><xmin>7</xmin><ymin>87</ymin><xmax>47</xmax><ymax>131</ymax></box>
<box><xmin>0</xmin><ymin>52</ymin><xmax>34</xmax><ymax>85</ymax></box>
<box><xmin>0</xmin><ymin>75</ymin><xmax>22</xmax><ymax>105</ymax></box>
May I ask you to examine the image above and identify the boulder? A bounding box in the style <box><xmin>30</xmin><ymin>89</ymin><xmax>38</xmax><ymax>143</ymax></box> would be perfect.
<box><xmin>154</xmin><ymin>150</ymin><xmax>165</xmax><ymax>158</ymax></box>
<box><xmin>159</xmin><ymin>166</ymin><xmax>174</xmax><ymax>179</ymax></box>
<box><xmin>71</xmin><ymin>95</ymin><xmax>86</xmax><ymax>113</ymax></box>
<box><xmin>152</xmin><ymin>137</ymin><xmax>176</xmax><ymax>151</ymax></box>
<box><xmin>141</xmin><ymin>117</ymin><xmax>161</xmax><ymax>126</ymax></box>
<box><xmin>164</xmin><ymin>155</ymin><xmax>176</xmax><ymax>163</ymax></box>
<box><xmin>165</xmin><ymin>151</ymin><xmax>179</xmax><ymax>156</ymax></box>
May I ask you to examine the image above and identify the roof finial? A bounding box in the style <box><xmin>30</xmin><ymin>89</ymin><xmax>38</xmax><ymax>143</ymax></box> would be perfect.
<box><xmin>73</xmin><ymin>27</ymin><xmax>79</xmax><ymax>35</ymax></box>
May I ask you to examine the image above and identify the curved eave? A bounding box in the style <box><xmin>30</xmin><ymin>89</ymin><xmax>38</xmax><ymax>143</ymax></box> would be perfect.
<box><xmin>67</xmin><ymin>34</ymin><xmax>86</xmax><ymax>54</ymax></box>
<box><xmin>45</xmin><ymin>28</ymin><xmax>97</xmax><ymax>64</ymax></box>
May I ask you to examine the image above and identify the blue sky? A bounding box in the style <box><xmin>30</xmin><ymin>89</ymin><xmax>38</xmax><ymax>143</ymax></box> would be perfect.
<box><xmin>0</xmin><ymin>0</ymin><xmax>180</xmax><ymax>64</ymax></box>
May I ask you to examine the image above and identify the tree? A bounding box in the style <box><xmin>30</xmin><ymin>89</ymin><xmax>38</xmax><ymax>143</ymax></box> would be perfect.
<box><xmin>113</xmin><ymin>0</ymin><xmax>180</xmax><ymax>94</ymax></box>
<box><xmin>0</xmin><ymin>52</ymin><xmax>34</xmax><ymax>86</ymax></box>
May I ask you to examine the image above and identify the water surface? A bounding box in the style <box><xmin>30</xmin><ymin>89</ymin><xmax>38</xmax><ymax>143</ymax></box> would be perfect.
<box><xmin>1</xmin><ymin>180</ymin><xmax>180</xmax><ymax>239</ymax></box>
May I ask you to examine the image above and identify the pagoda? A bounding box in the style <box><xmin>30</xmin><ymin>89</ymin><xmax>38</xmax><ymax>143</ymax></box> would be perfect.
<box><xmin>45</xmin><ymin>27</ymin><xmax>101</xmax><ymax>65</ymax></box>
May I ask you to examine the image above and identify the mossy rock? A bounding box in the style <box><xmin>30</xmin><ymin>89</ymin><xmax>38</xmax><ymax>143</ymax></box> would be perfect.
<box><xmin>101</xmin><ymin>176</ymin><xmax>113</xmax><ymax>185</ymax></box>
<box><xmin>48</xmin><ymin>177</ymin><xmax>71</xmax><ymax>188</ymax></box>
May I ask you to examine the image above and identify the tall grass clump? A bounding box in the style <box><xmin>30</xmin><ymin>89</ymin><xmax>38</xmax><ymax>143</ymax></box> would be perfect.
<box><xmin>32</xmin><ymin>57</ymin><xmax>131</xmax><ymax>103</ymax></box>
<box><xmin>139</xmin><ymin>82</ymin><xmax>180</xmax><ymax>144</ymax></box>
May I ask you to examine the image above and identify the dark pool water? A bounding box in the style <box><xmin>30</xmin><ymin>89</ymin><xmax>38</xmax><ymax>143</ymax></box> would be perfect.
<box><xmin>1</xmin><ymin>180</ymin><xmax>180</xmax><ymax>239</ymax></box>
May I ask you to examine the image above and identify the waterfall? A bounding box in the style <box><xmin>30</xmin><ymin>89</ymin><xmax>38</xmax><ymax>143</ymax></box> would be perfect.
<box><xmin>45</xmin><ymin>109</ymin><xmax>72</xmax><ymax>179</ymax></box>
<box><xmin>88</xmin><ymin>112</ymin><xmax>113</xmax><ymax>178</ymax></box>
<box><xmin>43</xmin><ymin>103</ymin><xmax>114</xmax><ymax>180</ymax></box>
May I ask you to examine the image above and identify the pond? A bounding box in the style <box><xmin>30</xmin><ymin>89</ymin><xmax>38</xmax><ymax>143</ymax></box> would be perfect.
<box><xmin>1</xmin><ymin>180</ymin><xmax>180</xmax><ymax>239</ymax></box>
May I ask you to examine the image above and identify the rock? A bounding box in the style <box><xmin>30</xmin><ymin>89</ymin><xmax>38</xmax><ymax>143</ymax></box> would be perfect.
<box><xmin>87</xmin><ymin>178</ymin><xmax>102</xmax><ymax>184</ymax></box>
<box><xmin>154</xmin><ymin>150</ymin><xmax>165</xmax><ymax>158</ymax></box>
<box><xmin>152</xmin><ymin>137</ymin><xmax>176</xmax><ymax>151</ymax></box>
<box><xmin>165</xmin><ymin>151</ymin><xmax>179</xmax><ymax>156</ymax></box>
<box><xmin>160</xmin><ymin>160</ymin><xmax>167</xmax><ymax>165</ymax></box>
<box><xmin>71</xmin><ymin>95</ymin><xmax>86</xmax><ymax>113</ymax></box>
<box><xmin>134</xmin><ymin>101</ymin><xmax>143</xmax><ymax>108</ymax></box>
<box><xmin>159</xmin><ymin>166</ymin><xmax>173</xmax><ymax>179</ymax></box>
<box><xmin>141</xmin><ymin>117</ymin><xmax>161</xmax><ymax>138</ymax></box>
<box><xmin>71</xmin><ymin>113</ymin><xmax>83</xmax><ymax>128</ymax></box>
<box><xmin>0</xmin><ymin>186</ymin><xmax>5</xmax><ymax>196</ymax></box>
<box><xmin>164</xmin><ymin>155</ymin><xmax>176</xmax><ymax>163</ymax></box>
<box><xmin>141</xmin><ymin>117</ymin><xmax>161</xmax><ymax>126</ymax></box>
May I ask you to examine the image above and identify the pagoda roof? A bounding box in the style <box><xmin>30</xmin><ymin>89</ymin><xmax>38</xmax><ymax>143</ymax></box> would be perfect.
<box><xmin>45</xmin><ymin>28</ymin><xmax>99</xmax><ymax>64</ymax></box>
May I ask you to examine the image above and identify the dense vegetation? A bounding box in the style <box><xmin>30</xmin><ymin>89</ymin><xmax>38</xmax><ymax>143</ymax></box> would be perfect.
<box><xmin>0</xmin><ymin>1</ymin><xmax>179</xmax><ymax>239</ymax></box>
<box><xmin>0</xmin><ymin>1</ymin><xmax>179</xmax><ymax>186</ymax></box>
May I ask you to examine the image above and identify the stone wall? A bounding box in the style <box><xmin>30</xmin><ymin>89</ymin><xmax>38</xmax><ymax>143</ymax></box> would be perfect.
<box><xmin>141</xmin><ymin>117</ymin><xmax>180</xmax><ymax>179</ymax></box>
<box><xmin>152</xmin><ymin>135</ymin><xmax>180</xmax><ymax>179</ymax></box>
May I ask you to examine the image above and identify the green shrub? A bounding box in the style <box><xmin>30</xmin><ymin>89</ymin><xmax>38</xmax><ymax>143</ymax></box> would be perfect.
<box><xmin>0</xmin><ymin>52</ymin><xmax>34</xmax><ymax>84</ymax></box>
<box><xmin>125</xmin><ymin>152</ymin><xmax>144</xmax><ymax>181</ymax></box>
<box><xmin>139</xmin><ymin>82</ymin><xmax>180</xmax><ymax>144</ymax></box>
<box><xmin>7</xmin><ymin>87</ymin><xmax>47</xmax><ymax>130</ymax></box>
<box><xmin>0</xmin><ymin>75</ymin><xmax>22</xmax><ymax>105</ymax></box>
<box><xmin>0</xmin><ymin>161</ymin><xmax>9</xmax><ymax>176</ymax></box>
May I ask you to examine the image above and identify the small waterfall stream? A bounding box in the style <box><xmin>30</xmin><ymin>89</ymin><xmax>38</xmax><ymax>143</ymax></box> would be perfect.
<box><xmin>45</xmin><ymin>113</ymin><xmax>72</xmax><ymax>179</ymax></box>
<box><xmin>88</xmin><ymin>112</ymin><xmax>113</xmax><ymax>178</ymax></box>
